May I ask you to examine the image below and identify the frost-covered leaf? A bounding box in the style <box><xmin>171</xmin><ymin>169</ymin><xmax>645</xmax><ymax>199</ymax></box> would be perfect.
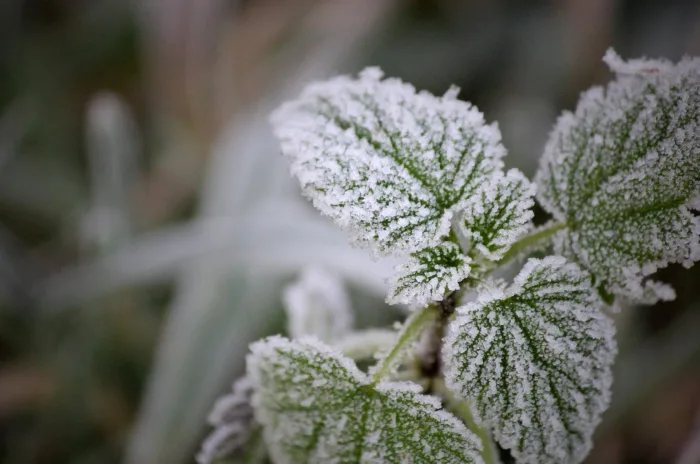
<box><xmin>271</xmin><ymin>68</ymin><xmax>506</xmax><ymax>255</ymax></box>
<box><xmin>387</xmin><ymin>241</ymin><xmax>470</xmax><ymax>306</ymax></box>
<box><xmin>457</xmin><ymin>169</ymin><xmax>535</xmax><ymax>262</ymax></box>
<box><xmin>493</xmin><ymin>220</ymin><xmax>566</xmax><ymax>266</ymax></box>
<box><xmin>284</xmin><ymin>266</ymin><xmax>353</xmax><ymax>343</ymax></box>
<box><xmin>386</xmin><ymin>242</ymin><xmax>471</xmax><ymax>307</ymax></box>
<box><xmin>197</xmin><ymin>377</ymin><xmax>257</xmax><ymax>464</ymax></box>
<box><xmin>535</xmin><ymin>49</ymin><xmax>700</xmax><ymax>301</ymax></box>
<box><xmin>443</xmin><ymin>257</ymin><xmax>616</xmax><ymax>464</ymax></box>
<box><xmin>248</xmin><ymin>336</ymin><xmax>483</xmax><ymax>464</ymax></box>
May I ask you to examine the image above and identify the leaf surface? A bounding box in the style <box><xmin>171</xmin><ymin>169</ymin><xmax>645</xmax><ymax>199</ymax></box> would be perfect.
<box><xmin>271</xmin><ymin>68</ymin><xmax>506</xmax><ymax>255</ymax></box>
<box><xmin>443</xmin><ymin>257</ymin><xmax>616</xmax><ymax>464</ymax></box>
<box><xmin>387</xmin><ymin>242</ymin><xmax>471</xmax><ymax>306</ymax></box>
<box><xmin>248</xmin><ymin>336</ymin><xmax>483</xmax><ymax>464</ymax></box>
<box><xmin>535</xmin><ymin>50</ymin><xmax>700</xmax><ymax>301</ymax></box>
<box><xmin>457</xmin><ymin>169</ymin><xmax>535</xmax><ymax>262</ymax></box>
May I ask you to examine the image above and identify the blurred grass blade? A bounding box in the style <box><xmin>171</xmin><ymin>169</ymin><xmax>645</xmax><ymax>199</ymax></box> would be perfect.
<box><xmin>37</xmin><ymin>204</ymin><xmax>392</xmax><ymax>307</ymax></box>
<box><xmin>125</xmin><ymin>2</ymin><xmax>398</xmax><ymax>462</ymax></box>
<box><xmin>81</xmin><ymin>92</ymin><xmax>140</xmax><ymax>253</ymax></box>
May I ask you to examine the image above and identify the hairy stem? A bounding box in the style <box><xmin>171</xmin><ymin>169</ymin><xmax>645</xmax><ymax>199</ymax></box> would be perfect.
<box><xmin>496</xmin><ymin>220</ymin><xmax>567</xmax><ymax>265</ymax></box>
<box><xmin>370</xmin><ymin>304</ymin><xmax>438</xmax><ymax>384</ymax></box>
<box><xmin>418</xmin><ymin>291</ymin><xmax>457</xmax><ymax>394</ymax></box>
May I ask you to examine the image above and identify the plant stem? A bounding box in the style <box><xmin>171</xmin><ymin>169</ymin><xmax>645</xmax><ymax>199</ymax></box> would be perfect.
<box><xmin>436</xmin><ymin>379</ymin><xmax>500</xmax><ymax>464</ymax></box>
<box><xmin>370</xmin><ymin>304</ymin><xmax>438</xmax><ymax>384</ymax></box>
<box><xmin>496</xmin><ymin>221</ymin><xmax>567</xmax><ymax>265</ymax></box>
<box><xmin>451</xmin><ymin>398</ymin><xmax>500</xmax><ymax>464</ymax></box>
<box><xmin>418</xmin><ymin>291</ymin><xmax>457</xmax><ymax>394</ymax></box>
<box><xmin>335</xmin><ymin>329</ymin><xmax>398</xmax><ymax>361</ymax></box>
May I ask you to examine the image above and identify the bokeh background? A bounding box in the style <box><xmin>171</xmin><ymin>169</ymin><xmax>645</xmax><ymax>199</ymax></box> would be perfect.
<box><xmin>1</xmin><ymin>0</ymin><xmax>699</xmax><ymax>463</ymax></box>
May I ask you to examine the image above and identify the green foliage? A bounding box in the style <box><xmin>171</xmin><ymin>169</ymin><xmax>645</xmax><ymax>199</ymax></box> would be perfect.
<box><xmin>443</xmin><ymin>257</ymin><xmax>616</xmax><ymax>463</ymax></box>
<box><xmin>247</xmin><ymin>336</ymin><xmax>483</xmax><ymax>464</ymax></box>
<box><xmin>270</xmin><ymin>68</ymin><xmax>507</xmax><ymax>257</ymax></box>
<box><xmin>387</xmin><ymin>242</ymin><xmax>471</xmax><ymax>306</ymax></box>
<box><xmin>457</xmin><ymin>169</ymin><xmax>535</xmax><ymax>262</ymax></box>
<box><xmin>535</xmin><ymin>50</ymin><xmax>700</xmax><ymax>302</ymax></box>
<box><xmin>200</xmin><ymin>50</ymin><xmax>700</xmax><ymax>464</ymax></box>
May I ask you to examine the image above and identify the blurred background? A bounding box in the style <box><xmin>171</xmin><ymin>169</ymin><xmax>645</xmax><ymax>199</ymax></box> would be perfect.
<box><xmin>0</xmin><ymin>0</ymin><xmax>699</xmax><ymax>463</ymax></box>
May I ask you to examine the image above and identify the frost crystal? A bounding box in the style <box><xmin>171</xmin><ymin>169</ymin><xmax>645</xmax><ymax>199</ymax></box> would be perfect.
<box><xmin>271</xmin><ymin>67</ymin><xmax>506</xmax><ymax>256</ymax></box>
<box><xmin>457</xmin><ymin>169</ymin><xmax>535</xmax><ymax>261</ymax></box>
<box><xmin>247</xmin><ymin>336</ymin><xmax>483</xmax><ymax>464</ymax></box>
<box><xmin>197</xmin><ymin>376</ymin><xmax>257</xmax><ymax>464</ymax></box>
<box><xmin>443</xmin><ymin>257</ymin><xmax>616</xmax><ymax>464</ymax></box>
<box><xmin>387</xmin><ymin>242</ymin><xmax>471</xmax><ymax>306</ymax></box>
<box><xmin>284</xmin><ymin>266</ymin><xmax>353</xmax><ymax>343</ymax></box>
<box><xmin>535</xmin><ymin>49</ymin><xmax>700</xmax><ymax>301</ymax></box>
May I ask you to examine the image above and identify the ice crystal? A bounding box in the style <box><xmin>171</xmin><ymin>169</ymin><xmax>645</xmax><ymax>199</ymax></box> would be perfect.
<box><xmin>283</xmin><ymin>266</ymin><xmax>353</xmax><ymax>343</ymax></box>
<box><xmin>443</xmin><ymin>257</ymin><xmax>616</xmax><ymax>464</ymax></box>
<box><xmin>387</xmin><ymin>242</ymin><xmax>471</xmax><ymax>306</ymax></box>
<box><xmin>271</xmin><ymin>67</ymin><xmax>506</xmax><ymax>256</ymax></box>
<box><xmin>535</xmin><ymin>49</ymin><xmax>700</xmax><ymax>301</ymax></box>
<box><xmin>197</xmin><ymin>376</ymin><xmax>257</xmax><ymax>464</ymax></box>
<box><xmin>247</xmin><ymin>336</ymin><xmax>483</xmax><ymax>464</ymax></box>
<box><xmin>457</xmin><ymin>169</ymin><xmax>535</xmax><ymax>262</ymax></box>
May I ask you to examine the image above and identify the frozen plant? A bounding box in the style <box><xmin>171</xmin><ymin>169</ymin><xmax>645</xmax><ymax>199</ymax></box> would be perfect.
<box><xmin>199</xmin><ymin>50</ymin><xmax>700</xmax><ymax>463</ymax></box>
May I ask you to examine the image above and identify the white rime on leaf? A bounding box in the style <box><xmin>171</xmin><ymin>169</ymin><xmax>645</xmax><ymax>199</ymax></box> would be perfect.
<box><xmin>535</xmin><ymin>49</ymin><xmax>700</xmax><ymax>302</ymax></box>
<box><xmin>443</xmin><ymin>257</ymin><xmax>616</xmax><ymax>464</ymax></box>
<box><xmin>457</xmin><ymin>169</ymin><xmax>535</xmax><ymax>261</ymax></box>
<box><xmin>197</xmin><ymin>377</ymin><xmax>257</xmax><ymax>464</ymax></box>
<box><xmin>605</xmin><ymin>279</ymin><xmax>677</xmax><ymax>313</ymax></box>
<box><xmin>283</xmin><ymin>266</ymin><xmax>353</xmax><ymax>343</ymax></box>
<box><xmin>387</xmin><ymin>241</ymin><xmax>471</xmax><ymax>306</ymax></box>
<box><xmin>247</xmin><ymin>336</ymin><xmax>483</xmax><ymax>464</ymax></box>
<box><xmin>271</xmin><ymin>67</ymin><xmax>506</xmax><ymax>256</ymax></box>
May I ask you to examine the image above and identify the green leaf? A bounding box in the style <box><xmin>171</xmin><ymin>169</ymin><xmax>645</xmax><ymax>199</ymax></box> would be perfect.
<box><xmin>457</xmin><ymin>169</ymin><xmax>535</xmax><ymax>262</ymax></box>
<box><xmin>443</xmin><ymin>257</ymin><xmax>616</xmax><ymax>464</ymax></box>
<box><xmin>271</xmin><ymin>68</ymin><xmax>506</xmax><ymax>256</ymax></box>
<box><xmin>387</xmin><ymin>242</ymin><xmax>471</xmax><ymax>306</ymax></box>
<box><xmin>535</xmin><ymin>49</ymin><xmax>700</xmax><ymax>302</ymax></box>
<box><xmin>248</xmin><ymin>336</ymin><xmax>483</xmax><ymax>464</ymax></box>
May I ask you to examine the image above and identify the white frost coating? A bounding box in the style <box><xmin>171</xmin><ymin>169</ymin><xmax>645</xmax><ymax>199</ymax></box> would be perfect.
<box><xmin>197</xmin><ymin>377</ymin><xmax>256</xmax><ymax>464</ymax></box>
<box><xmin>630</xmin><ymin>279</ymin><xmax>676</xmax><ymax>305</ymax></box>
<box><xmin>387</xmin><ymin>242</ymin><xmax>471</xmax><ymax>306</ymax></box>
<box><xmin>690</xmin><ymin>195</ymin><xmax>700</xmax><ymax>211</ymax></box>
<box><xmin>457</xmin><ymin>168</ymin><xmax>535</xmax><ymax>261</ymax></box>
<box><xmin>602</xmin><ymin>48</ymin><xmax>676</xmax><ymax>75</ymax></box>
<box><xmin>283</xmin><ymin>266</ymin><xmax>353</xmax><ymax>343</ymax></box>
<box><xmin>270</xmin><ymin>67</ymin><xmax>506</xmax><ymax>256</ymax></box>
<box><xmin>443</xmin><ymin>257</ymin><xmax>617</xmax><ymax>464</ymax></box>
<box><xmin>247</xmin><ymin>336</ymin><xmax>483</xmax><ymax>464</ymax></box>
<box><xmin>536</xmin><ymin>49</ymin><xmax>700</xmax><ymax>302</ymax></box>
<box><xmin>609</xmin><ymin>279</ymin><xmax>677</xmax><ymax>312</ymax></box>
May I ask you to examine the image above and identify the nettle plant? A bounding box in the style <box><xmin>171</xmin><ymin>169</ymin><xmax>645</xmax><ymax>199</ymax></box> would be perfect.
<box><xmin>197</xmin><ymin>50</ymin><xmax>700</xmax><ymax>464</ymax></box>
